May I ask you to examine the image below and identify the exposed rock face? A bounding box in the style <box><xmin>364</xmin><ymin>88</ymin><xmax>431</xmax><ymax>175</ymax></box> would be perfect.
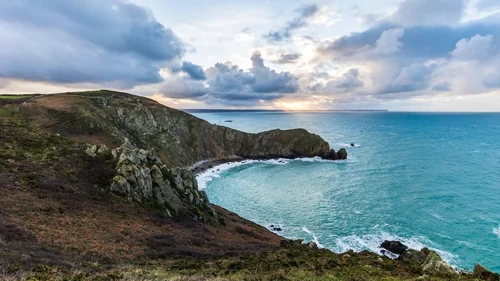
<box><xmin>90</xmin><ymin>142</ymin><xmax>216</xmax><ymax>221</ymax></box>
<box><xmin>473</xmin><ymin>264</ymin><xmax>500</xmax><ymax>281</ymax></box>
<box><xmin>380</xmin><ymin>240</ymin><xmax>408</xmax><ymax>255</ymax></box>
<box><xmin>322</xmin><ymin>148</ymin><xmax>348</xmax><ymax>160</ymax></box>
<box><xmin>399</xmin><ymin>248</ymin><xmax>457</xmax><ymax>276</ymax></box>
<box><xmin>24</xmin><ymin>91</ymin><xmax>346</xmax><ymax>167</ymax></box>
<box><xmin>24</xmin><ymin>91</ymin><xmax>347</xmax><ymax>221</ymax></box>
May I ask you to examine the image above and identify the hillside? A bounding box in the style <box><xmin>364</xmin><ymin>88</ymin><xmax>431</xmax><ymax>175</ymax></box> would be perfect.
<box><xmin>0</xmin><ymin>91</ymin><xmax>497</xmax><ymax>281</ymax></box>
<box><xmin>19</xmin><ymin>91</ymin><xmax>346</xmax><ymax>168</ymax></box>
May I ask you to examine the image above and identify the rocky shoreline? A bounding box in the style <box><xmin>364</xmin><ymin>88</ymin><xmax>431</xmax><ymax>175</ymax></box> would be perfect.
<box><xmin>1</xmin><ymin>90</ymin><xmax>499</xmax><ymax>280</ymax></box>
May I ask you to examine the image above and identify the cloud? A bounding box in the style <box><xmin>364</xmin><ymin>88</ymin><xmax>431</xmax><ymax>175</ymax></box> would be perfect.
<box><xmin>0</xmin><ymin>0</ymin><xmax>185</xmax><ymax>88</ymax></box>
<box><xmin>483</xmin><ymin>73</ymin><xmax>500</xmax><ymax>88</ymax></box>
<box><xmin>451</xmin><ymin>34</ymin><xmax>494</xmax><ymax>60</ymax></box>
<box><xmin>159</xmin><ymin>51</ymin><xmax>299</xmax><ymax>104</ymax></box>
<box><xmin>180</xmin><ymin>62</ymin><xmax>207</xmax><ymax>80</ymax></box>
<box><xmin>274</xmin><ymin>53</ymin><xmax>302</xmax><ymax>64</ymax></box>
<box><xmin>432</xmin><ymin>82</ymin><xmax>452</xmax><ymax>91</ymax></box>
<box><xmin>378</xmin><ymin>63</ymin><xmax>438</xmax><ymax>94</ymax></box>
<box><xmin>159</xmin><ymin>77</ymin><xmax>208</xmax><ymax>99</ymax></box>
<box><xmin>475</xmin><ymin>0</ymin><xmax>500</xmax><ymax>10</ymax></box>
<box><xmin>264</xmin><ymin>4</ymin><xmax>320</xmax><ymax>43</ymax></box>
<box><xmin>319</xmin><ymin>18</ymin><xmax>500</xmax><ymax>61</ymax></box>
<box><xmin>391</xmin><ymin>0</ymin><xmax>466</xmax><ymax>26</ymax></box>
<box><xmin>359</xmin><ymin>13</ymin><xmax>385</xmax><ymax>26</ymax></box>
<box><xmin>324</xmin><ymin>69</ymin><xmax>364</xmax><ymax>91</ymax></box>
<box><xmin>372</xmin><ymin>28</ymin><xmax>405</xmax><ymax>55</ymax></box>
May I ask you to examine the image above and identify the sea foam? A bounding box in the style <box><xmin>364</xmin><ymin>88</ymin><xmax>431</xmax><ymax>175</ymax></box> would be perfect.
<box><xmin>302</xmin><ymin>227</ymin><xmax>324</xmax><ymax>248</ymax></box>
<box><xmin>328</xmin><ymin>231</ymin><xmax>456</xmax><ymax>265</ymax></box>
<box><xmin>196</xmin><ymin>157</ymin><xmax>346</xmax><ymax>189</ymax></box>
<box><xmin>493</xmin><ymin>226</ymin><xmax>500</xmax><ymax>239</ymax></box>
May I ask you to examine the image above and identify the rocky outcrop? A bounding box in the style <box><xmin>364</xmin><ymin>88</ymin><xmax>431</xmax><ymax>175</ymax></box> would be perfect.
<box><xmin>88</xmin><ymin>142</ymin><xmax>216</xmax><ymax>221</ymax></box>
<box><xmin>322</xmin><ymin>148</ymin><xmax>348</xmax><ymax>160</ymax></box>
<box><xmin>399</xmin><ymin>248</ymin><xmax>457</xmax><ymax>276</ymax></box>
<box><xmin>27</xmin><ymin>91</ymin><xmax>348</xmax><ymax>221</ymax></box>
<box><xmin>473</xmin><ymin>264</ymin><xmax>500</xmax><ymax>281</ymax></box>
<box><xmin>380</xmin><ymin>240</ymin><xmax>408</xmax><ymax>255</ymax></box>
<box><xmin>24</xmin><ymin>91</ymin><xmax>347</xmax><ymax>167</ymax></box>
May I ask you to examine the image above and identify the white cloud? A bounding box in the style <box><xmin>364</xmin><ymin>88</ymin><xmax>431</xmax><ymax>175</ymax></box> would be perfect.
<box><xmin>451</xmin><ymin>34</ymin><xmax>494</xmax><ymax>60</ymax></box>
<box><xmin>372</xmin><ymin>28</ymin><xmax>405</xmax><ymax>55</ymax></box>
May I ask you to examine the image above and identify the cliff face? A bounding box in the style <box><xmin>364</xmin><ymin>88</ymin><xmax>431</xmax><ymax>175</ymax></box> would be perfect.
<box><xmin>87</xmin><ymin>141</ymin><xmax>217</xmax><ymax>220</ymax></box>
<box><xmin>1</xmin><ymin>93</ymin><xmax>498</xmax><ymax>280</ymax></box>
<box><xmin>17</xmin><ymin>90</ymin><xmax>345</xmax><ymax>219</ymax></box>
<box><xmin>21</xmin><ymin>90</ymin><xmax>344</xmax><ymax>168</ymax></box>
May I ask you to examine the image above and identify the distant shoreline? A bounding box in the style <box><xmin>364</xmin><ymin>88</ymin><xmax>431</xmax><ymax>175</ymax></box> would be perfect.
<box><xmin>185</xmin><ymin>109</ymin><xmax>389</xmax><ymax>113</ymax></box>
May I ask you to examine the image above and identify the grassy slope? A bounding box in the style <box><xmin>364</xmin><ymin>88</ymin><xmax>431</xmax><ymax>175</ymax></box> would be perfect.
<box><xmin>0</xmin><ymin>92</ymin><xmax>493</xmax><ymax>281</ymax></box>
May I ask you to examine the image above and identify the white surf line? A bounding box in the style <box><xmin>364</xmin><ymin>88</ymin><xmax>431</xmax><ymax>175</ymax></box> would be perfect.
<box><xmin>493</xmin><ymin>226</ymin><xmax>500</xmax><ymax>239</ymax></box>
<box><xmin>195</xmin><ymin>156</ymin><xmax>348</xmax><ymax>189</ymax></box>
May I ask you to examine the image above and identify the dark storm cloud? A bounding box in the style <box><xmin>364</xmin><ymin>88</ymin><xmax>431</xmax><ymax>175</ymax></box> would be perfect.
<box><xmin>264</xmin><ymin>3</ymin><xmax>319</xmax><ymax>43</ymax></box>
<box><xmin>0</xmin><ymin>0</ymin><xmax>185</xmax><ymax>87</ymax></box>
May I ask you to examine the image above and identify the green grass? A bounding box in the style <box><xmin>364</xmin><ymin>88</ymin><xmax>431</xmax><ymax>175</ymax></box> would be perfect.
<box><xmin>0</xmin><ymin>95</ymin><xmax>34</xmax><ymax>99</ymax></box>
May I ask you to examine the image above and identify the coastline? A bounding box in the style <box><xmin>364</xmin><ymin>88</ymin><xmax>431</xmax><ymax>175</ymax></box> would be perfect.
<box><xmin>189</xmin><ymin>156</ymin><xmax>246</xmax><ymax>174</ymax></box>
<box><xmin>192</xmin><ymin>156</ymin><xmax>466</xmax><ymax>273</ymax></box>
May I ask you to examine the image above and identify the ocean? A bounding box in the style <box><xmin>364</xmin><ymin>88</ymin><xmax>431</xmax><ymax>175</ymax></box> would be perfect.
<box><xmin>189</xmin><ymin>111</ymin><xmax>500</xmax><ymax>272</ymax></box>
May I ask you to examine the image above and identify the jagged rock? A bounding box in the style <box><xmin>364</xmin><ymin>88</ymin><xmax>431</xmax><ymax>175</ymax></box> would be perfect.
<box><xmin>107</xmin><ymin>142</ymin><xmax>215</xmax><ymax>220</ymax></box>
<box><xmin>85</xmin><ymin>144</ymin><xmax>109</xmax><ymax>157</ymax></box>
<box><xmin>399</xmin><ymin>248</ymin><xmax>457</xmax><ymax>276</ymax></box>
<box><xmin>323</xmin><ymin>149</ymin><xmax>339</xmax><ymax>160</ymax></box>
<box><xmin>422</xmin><ymin>250</ymin><xmax>456</xmax><ymax>275</ymax></box>
<box><xmin>473</xmin><ymin>264</ymin><xmax>500</xmax><ymax>281</ymax></box>
<box><xmin>380</xmin><ymin>240</ymin><xmax>408</xmax><ymax>255</ymax></box>
<box><xmin>337</xmin><ymin>148</ymin><xmax>348</xmax><ymax>160</ymax></box>
<box><xmin>306</xmin><ymin>241</ymin><xmax>318</xmax><ymax>249</ymax></box>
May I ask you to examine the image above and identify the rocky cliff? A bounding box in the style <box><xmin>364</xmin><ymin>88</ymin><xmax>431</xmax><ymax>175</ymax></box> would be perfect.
<box><xmin>19</xmin><ymin>90</ymin><xmax>347</xmax><ymax>218</ymax></box>
<box><xmin>87</xmin><ymin>141</ymin><xmax>217</xmax><ymax>220</ymax></box>
<box><xmin>1</xmin><ymin>92</ymin><xmax>498</xmax><ymax>281</ymax></box>
<box><xmin>22</xmin><ymin>90</ymin><xmax>347</xmax><ymax>168</ymax></box>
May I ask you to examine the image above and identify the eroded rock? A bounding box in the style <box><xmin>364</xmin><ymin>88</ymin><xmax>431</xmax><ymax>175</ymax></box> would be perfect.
<box><xmin>380</xmin><ymin>240</ymin><xmax>408</xmax><ymax>255</ymax></box>
<box><xmin>105</xmin><ymin>142</ymin><xmax>216</xmax><ymax>221</ymax></box>
<box><xmin>473</xmin><ymin>264</ymin><xmax>500</xmax><ymax>281</ymax></box>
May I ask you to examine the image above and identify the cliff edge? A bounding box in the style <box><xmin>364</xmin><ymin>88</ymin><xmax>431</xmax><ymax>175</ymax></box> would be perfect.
<box><xmin>21</xmin><ymin>90</ymin><xmax>346</xmax><ymax>168</ymax></box>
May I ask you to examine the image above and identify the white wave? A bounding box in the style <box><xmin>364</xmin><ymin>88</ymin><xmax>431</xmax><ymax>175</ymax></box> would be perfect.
<box><xmin>339</xmin><ymin>143</ymin><xmax>361</xmax><ymax>148</ymax></box>
<box><xmin>493</xmin><ymin>226</ymin><xmax>500</xmax><ymax>239</ymax></box>
<box><xmin>302</xmin><ymin>227</ymin><xmax>324</xmax><ymax>249</ymax></box>
<box><xmin>196</xmin><ymin>157</ymin><xmax>347</xmax><ymax>189</ymax></box>
<box><xmin>328</xmin><ymin>231</ymin><xmax>456</xmax><ymax>265</ymax></box>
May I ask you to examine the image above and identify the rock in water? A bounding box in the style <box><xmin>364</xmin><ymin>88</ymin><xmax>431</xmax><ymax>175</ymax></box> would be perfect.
<box><xmin>380</xmin><ymin>240</ymin><xmax>408</xmax><ymax>255</ymax></box>
<box><xmin>337</xmin><ymin>148</ymin><xmax>348</xmax><ymax>160</ymax></box>
<box><xmin>323</xmin><ymin>149</ymin><xmax>339</xmax><ymax>160</ymax></box>
<box><xmin>351</xmin><ymin>143</ymin><xmax>355</xmax><ymax>147</ymax></box>
<box><xmin>473</xmin><ymin>264</ymin><xmax>500</xmax><ymax>281</ymax></box>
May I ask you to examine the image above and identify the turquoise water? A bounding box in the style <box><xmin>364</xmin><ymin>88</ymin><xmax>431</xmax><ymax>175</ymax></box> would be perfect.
<box><xmin>190</xmin><ymin>111</ymin><xmax>500</xmax><ymax>272</ymax></box>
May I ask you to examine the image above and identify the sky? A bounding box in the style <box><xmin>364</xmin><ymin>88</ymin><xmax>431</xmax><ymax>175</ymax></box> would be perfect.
<box><xmin>1</xmin><ymin>0</ymin><xmax>500</xmax><ymax>111</ymax></box>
